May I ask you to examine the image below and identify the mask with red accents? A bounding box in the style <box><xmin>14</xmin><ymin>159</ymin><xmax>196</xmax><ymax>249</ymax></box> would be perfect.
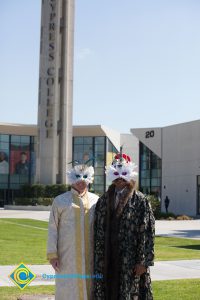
<box><xmin>106</xmin><ymin>153</ymin><xmax>138</xmax><ymax>183</ymax></box>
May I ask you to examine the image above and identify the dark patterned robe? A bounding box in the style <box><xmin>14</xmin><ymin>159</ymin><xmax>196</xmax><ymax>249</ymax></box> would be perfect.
<box><xmin>93</xmin><ymin>184</ymin><xmax>155</xmax><ymax>300</ymax></box>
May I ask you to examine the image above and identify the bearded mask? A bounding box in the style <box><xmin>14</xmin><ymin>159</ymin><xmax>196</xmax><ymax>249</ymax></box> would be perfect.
<box><xmin>106</xmin><ymin>153</ymin><xmax>138</xmax><ymax>183</ymax></box>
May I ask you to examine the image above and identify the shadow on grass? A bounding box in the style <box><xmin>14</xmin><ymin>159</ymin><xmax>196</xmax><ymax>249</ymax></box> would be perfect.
<box><xmin>172</xmin><ymin>245</ymin><xmax>200</xmax><ymax>251</ymax></box>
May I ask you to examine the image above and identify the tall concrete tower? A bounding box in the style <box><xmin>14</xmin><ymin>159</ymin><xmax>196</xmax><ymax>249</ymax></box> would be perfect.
<box><xmin>37</xmin><ymin>0</ymin><xmax>74</xmax><ymax>184</ymax></box>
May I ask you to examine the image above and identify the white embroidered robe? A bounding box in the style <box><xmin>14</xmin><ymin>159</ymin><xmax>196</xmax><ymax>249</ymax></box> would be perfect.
<box><xmin>47</xmin><ymin>190</ymin><xmax>98</xmax><ymax>300</ymax></box>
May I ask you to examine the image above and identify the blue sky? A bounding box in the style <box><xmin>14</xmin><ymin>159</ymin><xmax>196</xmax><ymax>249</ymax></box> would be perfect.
<box><xmin>0</xmin><ymin>0</ymin><xmax>200</xmax><ymax>133</ymax></box>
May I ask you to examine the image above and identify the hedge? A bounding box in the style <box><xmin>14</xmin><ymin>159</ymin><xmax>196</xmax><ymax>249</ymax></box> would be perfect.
<box><xmin>21</xmin><ymin>184</ymin><xmax>70</xmax><ymax>198</ymax></box>
<box><xmin>14</xmin><ymin>197</ymin><xmax>53</xmax><ymax>206</ymax></box>
<box><xmin>146</xmin><ymin>194</ymin><xmax>161</xmax><ymax>219</ymax></box>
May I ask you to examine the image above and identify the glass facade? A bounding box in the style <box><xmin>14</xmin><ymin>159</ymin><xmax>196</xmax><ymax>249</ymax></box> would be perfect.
<box><xmin>106</xmin><ymin>139</ymin><xmax>118</xmax><ymax>189</ymax></box>
<box><xmin>0</xmin><ymin>133</ymin><xmax>117</xmax><ymax>204</ymax></box>
<box><xmin>0</xmin><ymin>134</ymin><xmax>36</xmax><ymax>205</ymax></box>
<box><xmin>139</xmin><ymin>142</ymin><xmax>162</xmax><ymax>197</ymax></box>
<box><xmin>73</xmin><ymin>136</ymin><xmax>118</xmax><ymax>195</ymax></box>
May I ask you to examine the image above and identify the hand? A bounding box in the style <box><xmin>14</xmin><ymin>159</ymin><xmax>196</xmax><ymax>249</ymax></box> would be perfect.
<box><xmin>133</xmin><ymin>264</ymin><xmax>146</xmax><ymax>276</ymax></box>
<box><xmin>50</xmin><ymin>258</ymin><xmax>60</xmax><ymax>272</ymax></box>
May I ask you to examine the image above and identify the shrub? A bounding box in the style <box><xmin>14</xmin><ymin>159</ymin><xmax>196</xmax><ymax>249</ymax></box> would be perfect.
<box><xmin>15</xmin><ymin>183</ymin><xmax>70</xmax><ymax>206</ymax></box>
<box><xmin>20</xmin><ymin>184</ymin><xmax>70</xmax><ymax>198</ymax></box>
<box><xmin>176</xmin><ymin>215</ymin><xmax>193</xmax><ymax>220</ymax></box>
<box><xmin>168</xmin><ymin>216</ymin><xmax>176</xmax><ymax>220</ymax></box>
<box><xmin>21</xmin><ymin>184</ymin><xmax>45</xmax><ymax>198</ymax></box>
<box><xmin>44</xmin><ymin>184</ymin><xmax>70</xmax><ymax>198</ymax></box>
<box><xmin>37</xmin><ymin>197</ymin><xmax>54</xmax><ymax>206</ymax></box>
<box><xmin>146</xmin><ymin>195</ymin><xmax>161</xmax><ymax>219</ymax></box>
<box><xmin>14</xmin><ymin>197</ymin><xmax>38</xmax><ymax>206</ymax></box>
<box><xmin>156</xmin><ymin>212</ymin><xmax>177</xmax><ymax>220</ymax></box>
<box><xmin>14</xmin><ymin>197</ymin><xmax>53</xmax><ymax>206</ymax></box>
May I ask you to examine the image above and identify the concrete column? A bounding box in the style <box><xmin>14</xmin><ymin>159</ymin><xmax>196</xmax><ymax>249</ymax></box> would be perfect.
<box><xmin>37</xmin><ymin>0</ymin><xmax>74</xmax><ymax>184</ymax></box>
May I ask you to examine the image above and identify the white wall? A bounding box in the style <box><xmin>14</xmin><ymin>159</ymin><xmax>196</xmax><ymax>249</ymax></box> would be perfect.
<box><xmin>161</xmin><ymin>121</ymin><xmax>200</xmax><ymax>216</ymax></box>
<box><xmin>130</xmin><ymin>127</ymin><xmax>162</xmax><ymax>158</ymax></box>
<box><xmin>120</xmin><ymin>133</ymin><xmax>139</xmax><ymax>186</ymax></box>
<box><xmin>120</xmin><ymin>134</ymin><xmax>139</xmax><ymax>165</ymax></box>
<box><xmin>131</xmin><ymin>120</ymin><xmax>200</xmax><ymax>216</ymax></box>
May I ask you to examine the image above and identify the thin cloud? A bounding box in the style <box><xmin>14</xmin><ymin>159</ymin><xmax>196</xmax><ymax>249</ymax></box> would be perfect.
<box><xmin>77</xmin><ymin>48</ymin><xmax>93</xmax><ymax>60</ymax></box>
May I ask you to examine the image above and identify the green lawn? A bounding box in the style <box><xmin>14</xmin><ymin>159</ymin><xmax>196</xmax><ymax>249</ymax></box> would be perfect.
<box><xmin>0</xmin><ymin>219</ymin><xmax>199</xmax><ymax>265</ymax></box>
<box><xmin>0</xmin><ymin>285</ymin><xmax>54</xmax><ymax>300</ymax></box>
<box><xmin>153</xmin><ymin>279</ymin><xmax>200</xmax><ymax>300</ymax></box>
<box><xmin>155</xmin><ymin>236</ymin><xmax>200</xmax><ymax>261</ymax></box>
<box><xmin>0</xmin><ymin>279</ymin><xmax>200</xmax><ymax>300</ymax></box>
<box><xmin>0</xmin><ymin>218</ymin><xmax>48</xmax><ymax>265</ymax></box>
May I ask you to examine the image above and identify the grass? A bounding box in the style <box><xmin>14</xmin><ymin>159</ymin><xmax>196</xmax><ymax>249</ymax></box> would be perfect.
<box><xmin>155</xmin><ymin>236</ymin><xmax>200</xmax><ymax>261</ymax></box>
<box><xmin>153</xmin><ymin>279</ymin><xmax>200</xmax><ymax>300</ymax></box>
<box><xmin>0</xmin><ymin>219</ymin><xmax>199</xmax><ymax>299</ymax></box>
<box><xmin>0</xmin><ymin>279</ymin><xmax>200</xmax><ymax>300</ymax></box>
<box><xmin>0</xmin><ymin>219</ymin><xmax>199</xmax><ymax>265</ymax></box>
<box><xmin>0</xmin><ymin>285</ymin><xmax>54</xmax><ymax>300</ymax></box>
<box><xmin>0</xmin><ymin>218</ymin><xmax>48</xmax><ymax>265</ymax></box>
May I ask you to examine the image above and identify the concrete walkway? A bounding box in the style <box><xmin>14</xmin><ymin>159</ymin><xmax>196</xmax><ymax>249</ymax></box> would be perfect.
<box><xmin>0</xmin><ymin>209</ymin><xmax>50</xmax><ymax>222</ymax></box>
<box><xmin>151</xmin><ymin>259</ymin><xmax>200</xmax><ymax>281</ymax></box>
<box><xmin>0</xmin><ymin>260</ymin><xmax>200</xmax><ymax>287</ymax></box>
<box><xmin>156</xmin><ymin>219</ymin><xmax>200</xmax><ymax>240</ymax></box>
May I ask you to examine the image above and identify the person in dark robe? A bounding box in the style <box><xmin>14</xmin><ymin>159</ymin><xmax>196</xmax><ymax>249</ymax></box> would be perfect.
<box><xmin>164</xmin><ymin>196</ymin><xmax>170</xmax><ymax>213</ymax></box>
<box><xmin>93</xmin><ymin>151</ymin><xmax>155</xmax><ymax>300</ymax></box>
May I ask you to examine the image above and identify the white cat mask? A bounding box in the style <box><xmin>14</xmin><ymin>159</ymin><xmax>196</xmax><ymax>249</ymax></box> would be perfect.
<box><xmin>106</xmin><ymin>153</ymin><xmax>138</xmax><ymax>183</ymax></box>
<box><xmin>67</xmin><ymin>165</ymin><xmax>94</xmax><ymax>185</ymax></box>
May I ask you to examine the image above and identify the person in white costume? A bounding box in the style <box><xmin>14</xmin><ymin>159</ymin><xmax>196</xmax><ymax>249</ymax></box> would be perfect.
<box><xmin>47</xmin><ymin>163</ymin><xmax>99</xmax><ymax>300</ymax></box>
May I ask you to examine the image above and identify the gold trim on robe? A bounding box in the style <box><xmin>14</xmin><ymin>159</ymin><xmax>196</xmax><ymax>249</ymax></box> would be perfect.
<box><xmin>47</xmin><ymin>190</ymin><xmax>98</xmax><ymax>300</ymax></box>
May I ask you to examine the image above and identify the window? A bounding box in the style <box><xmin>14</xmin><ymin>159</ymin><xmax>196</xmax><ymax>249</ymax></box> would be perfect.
<box><xmin>94</xmin><ymin>176</ymin><xmax>104</xmax><ymax>185</ymax></box>
<box><xmin>139</xmin><ymin>142</ymin><xmax>161</xmax><ymax>197</ymax></box>
<box><xmin>95</xmin><ymin>144</ymin><xmax>104</xmax><ymax>152</ymax></box>
<box><xmin>73</xmin><ymin>136</ymin><xmax>118</xmax><ymax>194</ymax></box>
<box><xmin>20</xmin><ymin>136</ymin><xmax>30</xmax><ymax>144</ymax></box>
<box><xmin>95</xmin><ymin>137</ymin><xmax>104</xmax><ymax>144</ymax></box>
<box><xmin>0</xmin><ymin>134</ymin><xmax>36</xmax><ymax>192</ymax></box>
<box><xmin>0</xmin><ymin>135</ymin><xmax>9</xmax><ymax>142</ymax></box>
<box><xmin>73</xmin><ymin>136</ymin><xmax>107</xmax><ymax>194</ymax></box>
<box><xmin>95</xmin><ymin>167</ymin><xmax>104</xmax><ymax>175</ymax></box>
<box><xmin>11</xmin><ymin>135</ymin><xmax>21</xmax><ymax>144</ymax></box>
<box><xmin>74</xmin><ymin>137</ymin><xmax>83</xmax><ymax>145</ymax></box>
<box><xmin>83</xmin><ymin>137</ymin><xmax>93</xmax><ymax>144</ymax></box>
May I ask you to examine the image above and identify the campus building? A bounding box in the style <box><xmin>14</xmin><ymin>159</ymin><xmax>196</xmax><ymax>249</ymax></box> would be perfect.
<box><xmin>1</xmin><ymin>120</ymin><xmax>199</xmax><ymax>217</ymax></box>
<box><xmin>0</xmin><ymin>123</ymin><xmax>37</xmax><ymax>206</ymax></box>
<box><xmin>131</xmin><ymin>119</ymin><xmax>200</xmax><ymax>216</ymax></box>
<box><xmin>73</xmin><ymin>126</ymin><xmax>139</xmax><ymax>194</ymax></box>
<box><xmin>0</xmin><ymin>123</ymin><xmax>139</xmax><ymax>206</ymax></box>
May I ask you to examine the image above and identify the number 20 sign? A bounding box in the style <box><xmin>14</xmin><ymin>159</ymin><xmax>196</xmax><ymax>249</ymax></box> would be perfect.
<box><xmin>145</xmin><ymin>130</ymin><xmax>154</xmax><ymax>138</ymax></box>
